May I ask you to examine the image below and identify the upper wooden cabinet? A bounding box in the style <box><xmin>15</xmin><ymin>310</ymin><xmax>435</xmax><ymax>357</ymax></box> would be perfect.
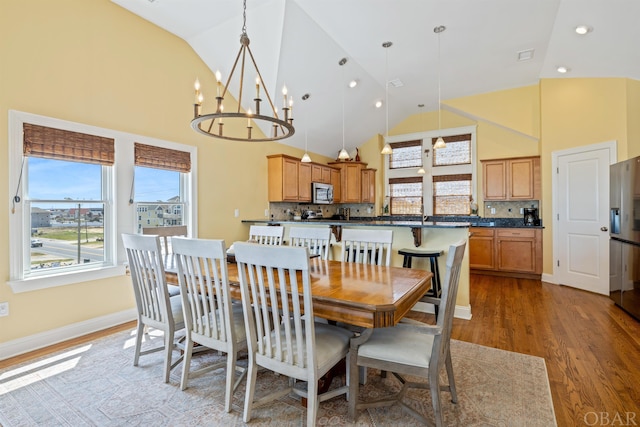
<box><xmin>311</xmin><ymin>163</ymin><xmax>333</xmax><ymax>184</ymax></box>
<box><xmin>328</xmin><ymin>161</ymin><xmax>371</xmax><ymax>203</ymax></box>
<box><xmin>361</xmin><ymin>168</ymin><xmax>376</xmax><ymax>203</ymax></box>
<box><xmin>482</xmin><ymin>156</ymin><xmax>540</xmax><ymax>201</ymax></box>
<box><xmin>267</xmin><ymin>154</ymin><xmax>309</xmax><ymax>202</ymax></box>
<box><xmin>331</xmin><ymin>168</ymin><xmax>341</xmax><ymax>202</ymax></box>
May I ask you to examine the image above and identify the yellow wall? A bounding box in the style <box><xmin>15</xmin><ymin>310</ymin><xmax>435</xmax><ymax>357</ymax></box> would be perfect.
<box><xmin>627</xmin><ymin>79</ymin><xmax>640</xmax><ymax>159</ymax></box>
<box><xmin>0</xmin><ymin>0</ymin><xmax>309</xmax><ymax>344</ymax></box>
<box><xmin>539</xmin><ymin>78</ymin><xmax>629</xmax><ymax>272</ymax></box>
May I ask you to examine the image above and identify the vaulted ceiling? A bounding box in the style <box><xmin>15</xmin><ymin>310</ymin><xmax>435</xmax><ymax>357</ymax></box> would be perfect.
<box><xmin>111</xmin><ymin>0</ymin><xmax>640</xmax><ymax>158</ymax></box>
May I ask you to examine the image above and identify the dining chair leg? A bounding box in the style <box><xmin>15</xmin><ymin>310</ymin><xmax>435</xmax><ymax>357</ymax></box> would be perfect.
<box><xmin>180</xmin><ymin>337</ymin><xmax>194</xmax><ymax>390</ymax></box>
<box><xmin>307</xmin><ymin>374</ymin><xmax>319</xmax><ymax>427</ymax></box>
<box><xmin>445</xmin><ymin>351</ymin><xmax>458</xmax><ymax>403</ymax></box>
<box><xmin>243</xmin><ymin>358</ymin><xmax>259</xmax><ymax>422</ymax></box>
<box><xmin>163</xmin><ymin>329</ymin><xmax>174</xmax><ymax>383</ymax></box>
<box><xmin>429</xmin><ymin>366</ymin><xmax>444</xmax><ymax>427</ymax></box>
<box><xmin>224</xmin><ymin>352</ymin><xmax>237</xmax><ymax>412</ymax></box>
<box><xmin>133</xmin><ymin>321</ymin><xmax>144</xmax><ymax>367</ymax></box>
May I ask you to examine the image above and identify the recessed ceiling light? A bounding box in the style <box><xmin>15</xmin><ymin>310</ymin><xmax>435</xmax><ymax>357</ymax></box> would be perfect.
<box><xmin>557</xmin><ymin>66</ymin><xmax>569</xmax><ymax>74</ymax></box>
<box><xmin>575</xmin><ymin>25</ymin><xmax>593</xmax><ymax>35</ymax></box>
<box><xmin>375</xmin><ymin>100</ymin><xmax>383</xmax><ymax>108</ymax></box>
<box><xmin>349</xmin><ymin>80</ymin><xmax>358</xmax><ymax>88</ymax></box>
<box><xmin>517</xmin><ymin>49</ymin><xmax>535</xmax><ymax>61</ymax></box>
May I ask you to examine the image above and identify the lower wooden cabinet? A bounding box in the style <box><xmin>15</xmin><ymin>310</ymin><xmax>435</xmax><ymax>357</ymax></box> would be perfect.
<box><xmin>470</xmin><ymin>227</ymin><xmax>542</xmax><ymax>277</ymax></box>
<box><xmin>469</xmin><ymin>228</ymin><xmax>496</xmax><ymax>270</ymax></box>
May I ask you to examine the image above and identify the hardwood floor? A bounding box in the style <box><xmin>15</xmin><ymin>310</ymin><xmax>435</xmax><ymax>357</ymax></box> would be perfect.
<box><xmin>2</xmin><ymin>274</ymin><xmax>639</xmax><ymax>426</ymax></box>
<box><xmin>410</xmin><ymin>274</ymin><xmax>640</xmax><ymax>427</ymax></box>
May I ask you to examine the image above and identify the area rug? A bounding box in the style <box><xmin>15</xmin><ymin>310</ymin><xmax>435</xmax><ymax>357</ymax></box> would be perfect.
<box><xmin>0</xmin><ymin>328</ymin><xmax>556</xmax><ymax>426</ymax></box>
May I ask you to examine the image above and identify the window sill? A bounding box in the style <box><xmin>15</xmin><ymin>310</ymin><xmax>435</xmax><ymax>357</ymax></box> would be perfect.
<box><xmin>7</xmin><ymin>265</ymin><xmax>126</xmax><ymax>294</ymax></box>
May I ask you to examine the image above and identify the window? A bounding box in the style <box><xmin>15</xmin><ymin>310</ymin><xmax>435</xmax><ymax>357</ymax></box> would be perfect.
<box><xmin>389</xmin><ymin>177</ymin><xmax>423</xmax><ymax>215</ymax></box>
<box><xmin>389</xmin><ymin>140</ymin><xmax>422</xmax><ymax>169</ymax></box>
<box><xmin>22</xmin><ymin>123</ymin><xmax>113</xmax><ymax>276</ymax></box>
<box><xmin>133</xmin><ymin>143</ymin><xmax>191</xmax><ymax>233</ymax></box>
<box><xmin>8</xmin><ymin>110</ymin><xmax>197</xmax><ymax>292</ymax></box>
<box><xmin>433</xmin><ymin>174</ymin><xmax>472</xmax><ymax>215</ymax></box>
<box><xmin>384</xmin><ymin>126</ymin><xmax>476</xmax><ymax>217</ymax></box>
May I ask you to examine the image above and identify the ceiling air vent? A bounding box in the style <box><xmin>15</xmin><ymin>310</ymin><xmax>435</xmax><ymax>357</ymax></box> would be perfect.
<box><xmin>517</xmin><ymin>49</ymin><xmax>534</xmax><ymax>62</ymax></box>
<box><xmin>388</xmin><ymin>78</ymin><xmax>404</xmax><ymax>88</ymax></box>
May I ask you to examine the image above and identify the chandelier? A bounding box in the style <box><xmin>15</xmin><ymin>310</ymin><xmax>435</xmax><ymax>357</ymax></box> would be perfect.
<box><xmin>191</xmin><ymin>0</ymin><xmax>295</xmax><ymax>142</ymax></box>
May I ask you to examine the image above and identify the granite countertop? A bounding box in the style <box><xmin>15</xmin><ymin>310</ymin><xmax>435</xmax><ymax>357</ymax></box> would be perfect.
<box><xmin>243</xmin><ymin>215</ymin><xmax>544</xmax><ymax>229</ymax></box>
<box><xmin>242</xmin><ymin>218</ymin><xmax>470</xmax><ymax>228</ymax></box>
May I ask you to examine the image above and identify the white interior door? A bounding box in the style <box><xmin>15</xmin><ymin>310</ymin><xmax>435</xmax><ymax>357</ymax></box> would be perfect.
<box><xmin>554</xmin><ymin>142</ymin><xmax>615</xmax><ymax>295</ymax></box>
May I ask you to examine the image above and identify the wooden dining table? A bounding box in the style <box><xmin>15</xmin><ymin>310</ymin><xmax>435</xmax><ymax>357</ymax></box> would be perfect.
<box><xmin>165</xmin><ymin>257</ymin><xmax>433</xmax><ymax>329</ymax></box>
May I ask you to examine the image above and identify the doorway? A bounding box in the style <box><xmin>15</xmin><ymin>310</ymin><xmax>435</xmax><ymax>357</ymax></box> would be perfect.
<box><xmin>552</xmin><ymin>141</ymin><xmax>617</xmax><ymax>295</ymax></box>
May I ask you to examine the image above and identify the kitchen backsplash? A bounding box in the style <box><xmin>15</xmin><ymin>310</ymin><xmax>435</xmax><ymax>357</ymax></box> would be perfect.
<box><xmin>483</xmin><ymin>200</ymin><xmax>540</xmax><ymax>218</ymax></box>
<box><xmin>268</xmin><ymin>202</ymin><xmax>376</xmax><ymax>220</ymax></box>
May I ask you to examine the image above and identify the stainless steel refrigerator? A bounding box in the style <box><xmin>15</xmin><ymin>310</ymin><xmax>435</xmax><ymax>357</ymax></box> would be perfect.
<box><xmin>610</xmin><ymin>156</ymin><xmax>640</xmax><ymax>321</ymax></box>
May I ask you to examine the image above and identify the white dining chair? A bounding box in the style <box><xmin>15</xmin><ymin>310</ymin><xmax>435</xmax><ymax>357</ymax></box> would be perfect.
<box><xmin>142</xmin><ymin>225</ymin><xmax>188</xmax><ymax>296</ymax></box>
<box><xmin>248</xmin><ymin>225</ymin><xmax>284</xmax><ymax>245</ymax></box>
<box><xmin>348</xmin><ymin>240</ymin><xmax>467</xmax><ymax>426</ymax></box>
<box><xmin>289</xmin><ymin>226</ymin><xmax>332</xmax><ymax>259</ymax></box>
<box><xmin>341</xmin><ymin>228</ymin><xmax>393</xmax><ymax>266</ymax></box>
<box><xmin>234</xmin><ymin>242</ymin><xmax>353</xmax><ymax>427</ymax></box>
<box><xmin>172</xmin><ymin>237</ymin><xmax>247</xmax><ymax>412</ymax></box>
<box><xmin>122</xmin><ymin>233</ymin><xmax>185</xmax><ymax>383</ymax></box>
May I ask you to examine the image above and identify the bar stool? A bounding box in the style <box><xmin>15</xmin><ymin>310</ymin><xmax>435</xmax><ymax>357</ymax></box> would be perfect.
<box><xmin>397</xmin><ymin>248</ymin><xmax>444</xmax><ymax>317</ymax></box>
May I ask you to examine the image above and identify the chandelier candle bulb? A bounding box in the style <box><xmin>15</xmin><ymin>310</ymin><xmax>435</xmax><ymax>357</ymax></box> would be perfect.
<box><xmin>255</xmin><ymin>76</ymin><xmax>260</xmax><ymax>98</ymax></box>
<box><xmin>215</xmin><ymin>71</ymin><xmax>222</xmax><ymax>97</ymax></box>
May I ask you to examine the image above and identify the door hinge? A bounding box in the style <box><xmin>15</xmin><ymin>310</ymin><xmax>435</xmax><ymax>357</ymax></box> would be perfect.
<box><xmin>557</xmin><ymin>167</ymin><xmax>559</xmax><ymax>174</ymax></box>
<box><xmin>557</xmin><ymin>260</ymin><xmax>560</xmax><ymax>267</ymax></box>
<box><xmin>557</xmin><ymin>213</ymin><xmax>559</xmax><ymax>220</ymax></box>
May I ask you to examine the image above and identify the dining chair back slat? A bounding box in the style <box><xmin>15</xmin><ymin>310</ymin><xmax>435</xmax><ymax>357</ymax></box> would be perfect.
<box><xmin>172</xmin><ymin>237</ymin><xmax>247</xmax><ymax>412</ymax></box>
<box><xmin>289</xmin><ymin>227</ymin><xmax>332</xmax><ymax>259</ymax></box>
<box><xmin>234</xmin><ymin>242</ymin><xmax>352</xmax><ymax>427</ymax></box>
<box><xmin>341</xmin><ymin>228</ymin><xmax>393</xmax><ymax>266</ymax></box>
<box><xmin>248</xmin><ymin>225</ymin><xmax>284</xmax><ymax>245</ymax></box>
<box><xmin>122</xmin><ymin>233</ymin><xmax>184</xmax><ymax>383</ymax></box>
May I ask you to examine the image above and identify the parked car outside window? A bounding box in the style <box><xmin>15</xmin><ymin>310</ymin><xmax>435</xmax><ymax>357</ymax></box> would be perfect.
<box><xmin>31</xmin><ymin>239</ymin><xmax>43</xmax><ymax>248</ymax></box>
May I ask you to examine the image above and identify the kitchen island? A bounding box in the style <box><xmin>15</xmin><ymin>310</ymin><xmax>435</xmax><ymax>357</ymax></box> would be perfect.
<box><xmin>241</xmin><ymin>218</ymin><xmax>472</xmax><ymax>319</ymax></box>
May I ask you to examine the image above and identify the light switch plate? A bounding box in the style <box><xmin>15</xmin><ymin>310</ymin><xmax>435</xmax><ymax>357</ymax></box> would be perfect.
<box><xmin>0</xmin><ymin>302</ymin><xmax>9</xmax><ymax>317</ymax></box>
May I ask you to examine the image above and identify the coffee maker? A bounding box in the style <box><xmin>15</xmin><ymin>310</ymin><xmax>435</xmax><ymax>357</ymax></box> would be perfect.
<box><xmin>523</xmin><ymin>208</ymin><xmax>539</xmax><ymax>226</ymax></box>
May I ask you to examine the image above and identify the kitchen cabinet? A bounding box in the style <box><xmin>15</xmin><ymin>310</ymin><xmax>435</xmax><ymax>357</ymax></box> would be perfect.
<box><xmin>361</xmin><ymin>168</ymin><xmax>376</xmax><ymax>203</ymax></box>
<box><xmin>267</xmin><ymin>154</ymin><xmax>310</xmax><ymax>202</ymax></box>
<box><xmin>469</xmin><ymin>228</ymin><xmax>496</xmax><ymax>270</ymax></box>
<box><xmin>331</xmin><ymin>168</ymin><xmax>341</xmax><ymax>202</ymax></box>
<box><xmin>328</xmin><ymin>161</ymin><xmax>366</xmax><ymax>203</ymax></box>
<box><xmin>470</xmin><ymin>226</ymin><xmax>542</xmax><ymax>278</ymax></box>
<box><xmin>298</xmin><ymin>162</ymin><xmax>311</xmax><ymax>202</ymax></box>
<box><xmin>311</xmin><ymin>164</ymin><xmax>333</xmax><ymax>184</ymax></box>
<box><xmin>482</xmin><ymin>156</ymin><xmax>540</xmax><ymax>201</ymax></box>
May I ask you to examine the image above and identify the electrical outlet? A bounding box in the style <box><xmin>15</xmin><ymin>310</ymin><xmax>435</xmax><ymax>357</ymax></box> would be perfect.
<box><xmin>520</xmin><ymin>208</ymin><xmax>524</xmax><ymax>214</ymax></box>
<box><xmin>0</xmin><ymin>302</ymin><xmax>9</xmax><ymax>317</ymax></box>
<box><xmin>491</xmin><ymin>208</ymin><xmax>496</xmax><ymax>214</ymax></box>
<box><xmin>234</xmin><ymin>208</ymin><xmax>239</xmax><ymax>218</ymax></box>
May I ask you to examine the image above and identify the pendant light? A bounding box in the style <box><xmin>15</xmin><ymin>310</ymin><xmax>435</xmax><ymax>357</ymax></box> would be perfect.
<box><xmin>417</xmin><ymin>104</ymin><xmax>426</xmax><ymax>174</ymax></box>
<box><xmin>380</xmin><ymin>42</ymin><xmax>393</xmax><ymax>155</ymax></box>
<box><xmin>300</xmin><ymin>93</ymin><xmax>311</xmax><ymax>162</ymax></box>
<box><xmin>338</xmin><ymin>58</ymin><xmax>350</xmax><ymax>160</ymax></box>
<box><xmin>433</xmin><ymin>25</ymin><xmax>447</xmax><ymax>149</ymax></box>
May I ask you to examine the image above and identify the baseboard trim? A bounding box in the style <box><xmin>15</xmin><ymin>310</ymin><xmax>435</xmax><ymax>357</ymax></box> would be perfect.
<box><xmin>541</xmin><ymin>273</ymin><xmax>559</xmax><ymax>284</ymax></box>
<box><xmin>413</xmin><ymin>301</ymin><xmax>472</xmax><ymax>320</ymax></box>
<box><xmin>0</xmin><ymin>309</ymin><xmax>137</xmax><ymax>361</ymax></box>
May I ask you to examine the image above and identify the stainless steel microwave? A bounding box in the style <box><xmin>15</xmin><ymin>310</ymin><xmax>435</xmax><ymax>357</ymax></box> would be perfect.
<box><xmin>312</xmin><ymin>182</ymin><xmax>334</xmax><ymax>204</ymax></box>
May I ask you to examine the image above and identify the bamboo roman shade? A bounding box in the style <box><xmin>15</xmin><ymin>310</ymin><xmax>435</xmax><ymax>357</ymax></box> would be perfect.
<box><xmin>134</xmin><ymin>143</ymin><xmax>191</xmax><ymax>173</ymax></box>
<box><xmin>23</xmin><ymin>123</ymin><xmax>114</xmax><ymax>165</ymax></box>
<box><xmin>389</xmin><ymin>140</ymin><xmax>422</xmax><ymax>169</ymax></box>
<box><xmin>432</xmin><ymin>134</ymin><xmax>471</xmax><ymax>166</ymax></box>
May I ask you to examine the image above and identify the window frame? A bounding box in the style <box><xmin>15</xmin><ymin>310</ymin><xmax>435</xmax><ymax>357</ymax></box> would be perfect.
<box><xmin>8</xmin><ymin>110</ymin><xmax>198</xmax><ymax>293</ymax></box>
<box><xmin>383</xmin><ymin>125</ymin><xmax>477</xmax><ymax>216</ymax></box>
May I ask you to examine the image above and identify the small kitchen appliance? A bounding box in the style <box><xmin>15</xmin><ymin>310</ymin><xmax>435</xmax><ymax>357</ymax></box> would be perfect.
<box><xmin>523</xmin><ymin>208</ymin><xmax>539</xmax><ymax>226</ymax></box>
